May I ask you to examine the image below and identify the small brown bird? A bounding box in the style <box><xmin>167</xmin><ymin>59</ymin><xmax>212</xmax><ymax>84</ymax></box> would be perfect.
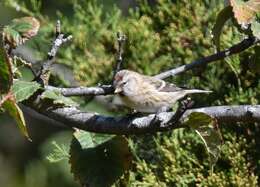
<box><xmin>113</xmin><ymin>70</ymin><xmax>211</xmax><ymax>113</ymax></box>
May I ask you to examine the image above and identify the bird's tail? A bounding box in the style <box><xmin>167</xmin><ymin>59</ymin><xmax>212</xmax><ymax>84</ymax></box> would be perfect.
<box><xmin>184</xmin><ymin>89</ymin><xmax>212</xmax><ymax>94</ymax></box>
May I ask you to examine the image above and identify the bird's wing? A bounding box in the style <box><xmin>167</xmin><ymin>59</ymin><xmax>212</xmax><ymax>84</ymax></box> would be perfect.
<box><xmin>144</xmin><ymin>76</ymin><xmax>184</xmax><ymax>92</ymax></box>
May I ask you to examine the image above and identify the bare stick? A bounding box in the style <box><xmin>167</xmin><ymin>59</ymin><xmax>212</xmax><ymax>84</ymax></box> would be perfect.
<box><xmin>112</xmin><ymin>32</ymin><xmax>126</xmax><ymax>80</ymax></box>
<box><xmin>155</xmin><ymin>36</ymin><xmax>259</xmax><ymax>79</ymax></box>
<box><xmin>37</xmin><ymin>20</ymin><xmax>72</xmax><ymax>85</ymax></box>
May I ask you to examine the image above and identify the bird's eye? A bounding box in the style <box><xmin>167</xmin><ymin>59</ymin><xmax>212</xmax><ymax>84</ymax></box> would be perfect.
<box><xmin>122</xmin><ymin>81</ymin><xmax>127</xmax><ymax>85</ymax></box>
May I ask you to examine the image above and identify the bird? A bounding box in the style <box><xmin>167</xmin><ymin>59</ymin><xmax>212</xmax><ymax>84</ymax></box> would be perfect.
<box><xmin>113</xmin><ymin>69</ymin><xmax>211</xmax><ymax>113</ymax></box>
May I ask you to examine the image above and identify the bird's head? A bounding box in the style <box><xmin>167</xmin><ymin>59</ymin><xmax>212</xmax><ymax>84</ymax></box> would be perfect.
<box><xmin>113</xmin><ymin>70</ymin><xmax>139</xmax><ymax>96</ymax></box>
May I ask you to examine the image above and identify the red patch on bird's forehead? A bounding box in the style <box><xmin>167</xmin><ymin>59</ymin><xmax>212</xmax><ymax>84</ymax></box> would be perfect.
<box><xmin>114</xmin><ymin>74</ymin><xmax>123</xmax><ymax>82</ymax></box>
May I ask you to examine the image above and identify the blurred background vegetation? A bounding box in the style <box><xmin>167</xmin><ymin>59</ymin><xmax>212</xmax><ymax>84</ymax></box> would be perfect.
<box><xmin>0</xmin><ymin>0</ymin><xmax>259</xmax><ymax>186</ymax></box>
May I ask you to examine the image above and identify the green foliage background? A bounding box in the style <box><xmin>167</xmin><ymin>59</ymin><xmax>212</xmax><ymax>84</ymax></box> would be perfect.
<box><xmin>0</xmin><ymin>0</ymin><xmax>259</xmax><ymax>186</ymax></box>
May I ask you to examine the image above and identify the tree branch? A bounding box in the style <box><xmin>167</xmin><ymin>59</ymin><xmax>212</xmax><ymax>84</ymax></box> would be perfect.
<box><xmin>46</xmin><ymin>85</ymin><xmax>114</xmax><ymax>96</ymax></box>
<box><xmin>11</xmin><ymin>27</ymin><xmax>259</xmax><ymax>98</ymax></box>
<box><xmin>155</xmin><ymin>36</ymin><xmax>259</xmax><ymax>79</ymax></box>
<box><xmin>112</xmin><ymin>32</ymin><xmax>126</xmax><ymax>81</ymax></box>
<box><xmin>36</xmin><ymin>20</ymin><xmax>72</xmax><ymax>85</ymax></box>
<box><xmin>8</xmin><ymin>21</ymin><xmax>260</xmax><ymax>135</ymax></box>
<box><xmin>25</xmin><ymin>103</ymin><xmax>260</xmax><ymax>134</ymax></box>
<box><xmin>43</xmin><ymin>36</ymin><xmax>259</xmax><ymax>97</ymax></box>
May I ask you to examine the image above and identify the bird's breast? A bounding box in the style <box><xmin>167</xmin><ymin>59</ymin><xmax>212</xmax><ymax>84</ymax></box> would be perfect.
<box><xmin>119</xmin><ymin>91</ymin><xmax>177</xmax><ymax>113</ymax></box>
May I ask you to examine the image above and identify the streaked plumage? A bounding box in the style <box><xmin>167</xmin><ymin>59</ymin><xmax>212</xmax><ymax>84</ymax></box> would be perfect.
<box><xmin>113</xmin><ymin>70</ymin><xmax>211</xmax><ymax>113</ymax></box>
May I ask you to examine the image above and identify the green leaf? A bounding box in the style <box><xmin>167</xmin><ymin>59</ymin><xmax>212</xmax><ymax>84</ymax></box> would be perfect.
<box><xmin>3</xmin><ymin>97</ymin><xmax>30</xmax><ymax>140</ymax></box>
<box><xmin>73</xmin><ymin>131</ymin><xmax>113</xmax><ymax>149</ymax></box>
<box><xmin>46</xmin><ymin>141</ymin><xmax>70</xmax><ymax>163</ymax></box>
<box><xmin>42</xmin><ymin>131</ymin><xmax>72</xmax><ymax>163</ymax></box>
<box><xmin>41</xmin><ymin>90</ymin><xmax>77</xmax><ymax>106</ymax></box>
<box><xmin>212</xmin><ymin>6</ymin><xmax>233</xmax><ymax>51</ymax></box>
<box><xmin>251</xmin><ymin>19</ymin><xmax>260</xmax><ymax>39</ymax></box>
<box><xmin>70</xmin><ymin>131</ymin><xmax>132</xmax><ymax>187</ymax></box>
<box><xmin>183</xmin><ymin>112</ymin><xmax>222</xmax><ymax>168</ymax></box>
<box><xmin>12</xmin><ymin>80</ymin><xmax>41</xmax><ymax>102</ymax></box>
<box><xmin>3</xmin><ymin>17</ymin><xmax>40</xmax><ymax>47</ymax></box>
<box><xmin>0</xmin><ymin>32</ymin><xmax>13</xmax><ymax>94</ymax></box>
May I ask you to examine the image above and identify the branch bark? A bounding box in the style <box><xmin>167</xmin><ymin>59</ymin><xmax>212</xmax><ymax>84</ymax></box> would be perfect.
<box><xmin>25</xmin><ymin>103</ymin><xmax>260</xmax><ymax>134</ymax></box>
<box><xmin>46</xmin><ymin>85</ymin><xmax>114</xmax><ymax>96</ymax></box>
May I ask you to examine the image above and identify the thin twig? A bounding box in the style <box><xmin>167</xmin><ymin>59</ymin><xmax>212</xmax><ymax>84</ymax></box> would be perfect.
<box><xmin>55</xmin><ymin>20</ymin><xmax>61</xmax><ymax>37</ymax></box>
<box><xmin>37</xmin><ymin>20</ymin><xmax>72</xmax><ymax>85</ymax></box>
<box><xmin>155</xmin><ymin>36</ymin><xmax>259</xmax><ymax>79</ymax></box>
<box><xmin>112</xmin><ymin>32</ymin><xmax>126</xmax><ymax>81</ymax></box>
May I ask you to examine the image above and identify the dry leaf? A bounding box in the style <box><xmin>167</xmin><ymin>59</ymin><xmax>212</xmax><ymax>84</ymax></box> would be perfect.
<box><xmin>230</xmin><ymin>0</ymin><xmax>260</xmax><ymax>27</ymax></box>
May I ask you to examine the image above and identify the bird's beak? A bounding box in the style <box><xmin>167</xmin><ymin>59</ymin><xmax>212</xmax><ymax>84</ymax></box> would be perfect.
<box><xmin>114</xmin><ymin>87</ymin><xmax>122</xmax><ymax>94</ymax></box>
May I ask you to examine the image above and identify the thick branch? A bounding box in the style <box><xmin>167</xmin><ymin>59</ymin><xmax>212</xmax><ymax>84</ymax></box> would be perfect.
<box><xmin>26</xmin><ymin>104</ymin><xmax>260</xmax><ymax>134</ymax></box>
<box><xmin>183</xmin><ymin>105</ymin><xmax>260</xmax><ymax>123</ymax></box>
<box><xmin>155</xmin><ymin>36</ymin><xmax>259</xmax><ymax>79</ymax></box>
